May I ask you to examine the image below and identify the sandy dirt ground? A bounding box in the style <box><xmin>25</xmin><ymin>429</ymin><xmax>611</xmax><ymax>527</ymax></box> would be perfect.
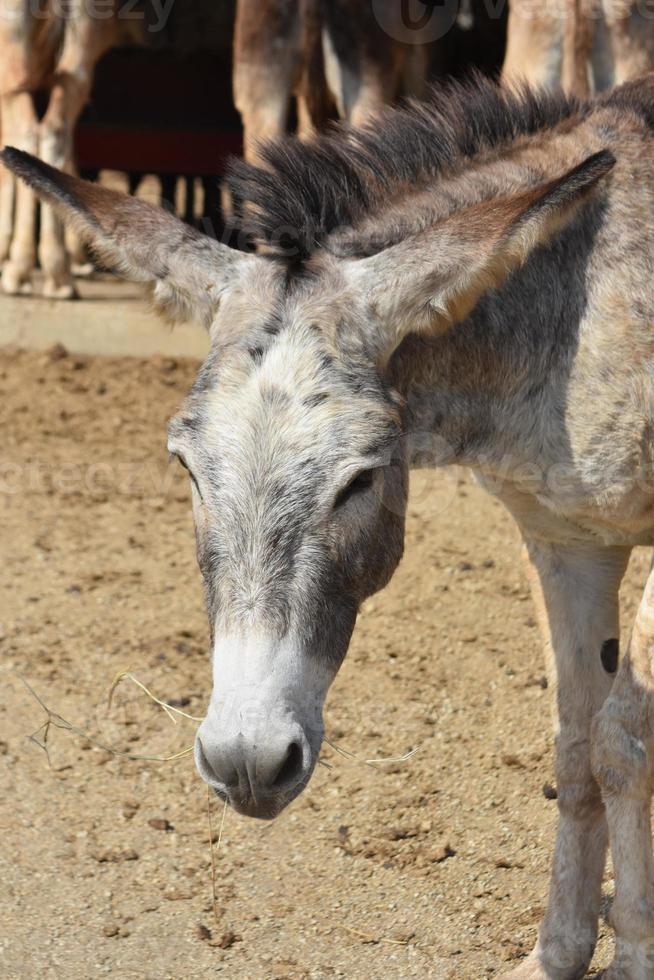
<box><xmin>0</xmin><ymin>317</ymin><xmax>651</xmax><ymax>979</ymax></box>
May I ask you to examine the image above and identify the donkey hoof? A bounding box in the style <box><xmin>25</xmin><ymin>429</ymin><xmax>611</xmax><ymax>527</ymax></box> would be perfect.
<box><xmin>502</xmin><ymin>956</ymin><xmax>550</xmax><ymax>979</ymax></box>
<box><xmin>598</xmin><ymin>935</ymin><xmax>654</xmax><ymax>979</ymax></box>
<box><xmin>2</xmin><ymin>261</ymin><xmax>33</xmax><ymax>295</ymax></box>
<box><xmin>502</xmin><ymin>948</ymin><xmax>588</xmax><ymax>979</ymax></box>
<box><xmin>599</xmin><ymin>953</ymin><xmax>654</xmax><ymax>979</ymax></box>
<box><xmin>43</xmin><ymin>277</ymin><xmax>78</xmax><ymax>300</ymax></box>
<box><xmin>71</xmin><ymin>261</ymin><xmax>94</xmax><ymax>279</ymax></box>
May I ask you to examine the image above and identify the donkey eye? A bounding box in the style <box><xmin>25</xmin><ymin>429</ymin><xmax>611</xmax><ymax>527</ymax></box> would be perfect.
<box><xmin>173</xmin><ymin>453</ymin><xmax>202</xmax><ymax>498</ymax></box>
<box><xmin>172</xmin><ymin>451</ymin><xmax>190</xmax><ymax>473</ymax></box>
<box><xmin>334</xmin><ymin>469</ymin><xmax>375</xmax><ymax>509</ymax></box>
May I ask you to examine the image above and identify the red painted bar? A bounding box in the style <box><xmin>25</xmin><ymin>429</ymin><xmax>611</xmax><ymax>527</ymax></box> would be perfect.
<box><xmin>75</xmin><ymin>125</ymin><xmax>243</xmax><ymax>176</ymax></box>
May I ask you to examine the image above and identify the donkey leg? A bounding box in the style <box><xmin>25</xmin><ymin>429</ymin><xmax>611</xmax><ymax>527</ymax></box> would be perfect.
<box><xmin>502</xmin><ymin>0</ymin><xmax>565</xmax><ymax>90</ymax></box>
<box><xmin>602</xmin><ymin>0</ymin><xmax>654</xmax><ymax>87</ymax></box>
<box><xmin>346</xmin><ymin>78</ymin><xmax>394</xmax><ymax>129</ymax></box>
<box><xmin>66</xmin><ymin>220</ymin><xmax>93</xmax><ymax>280</ymax></box>
<box><xmin>38</xmin><ymin>82</ymin><xmax>79</xmax><ymax>299</ymax></box>
<box><xmin>236</xmin><ymin>73</ymin><xmax>292</xmax><ymax>163</ymax></box>
<box><xmin>504</xmin><ymin>540</ymin><xmax>630</xmax><ymax>980</ymax></box>
<box><xmin>324</xmin><ymin>45</ymin><xmax>399</xmax><ymax>128</ymax></box>
<box><xmin>0</xmin><ymin>145</ymin><xmax>15</xmax><ymax>264</ymax></box>
<box><xmin>39</xmin><ymin>71</ymin><xmax>97</xmax><ymax>298</ymax></box>
<box><xmin>402</xmin><ymin>44</ymin><xmax>429</xmax><ymax>101</ymax></box>
<box><xmin>592</xmin><ymin>562</ymin><xmax>654</xmax><ymax>979</ymax></box>
<box><xmin>233</xmin><ymin>0</ymin><xmax>299</xmax><ymax>163</ymax></box>
<box><xmin>1</xmin><ymin>91</ymin><xmax>38</xmax><ymax>295</ymax></box>
<box><xmin>38</xmin><ymin>3</ymin><xmax>114</xmax><ymax>299</ymax></box>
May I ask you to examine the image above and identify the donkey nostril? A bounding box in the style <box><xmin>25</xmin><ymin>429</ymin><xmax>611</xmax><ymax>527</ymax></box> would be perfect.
<box><xmin>272</xmin><ymin>740</ymin><xmax>304</xmax><ymax>789</ymax></box>
<box><xmin>197</xmin><ymin>739</ymin><xmax>212</xmax><ymax>774</ymax></box>
<box><xmin>197</xmin><ymin>738</ymin><xmax>238</xmax><ymax>788</ymax></box>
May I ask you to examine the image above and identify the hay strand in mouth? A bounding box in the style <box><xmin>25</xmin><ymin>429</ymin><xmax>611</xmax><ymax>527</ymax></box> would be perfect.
<box><xmin>18</xmin><ymin>673</ymin><xmax>194</xmax><ymax>764</ymax></box>
<box><xmin>364</xmin><ymin>746</ymin><xmax>420</xmax><ymax>766</ymax></box>
<box><xmin>206</xmin><ymin>787</ymin><xmax>228</xmax><ymax>926</ymax></box>
<box><xmin>323</xmin><ymin>735</ymin><xmax>420</xmax><ymax>769</ymax></box>
<box><xmin>108</xmin><ymin>669</ymin><xmax>203</xmax><ymax>723</ymax></box>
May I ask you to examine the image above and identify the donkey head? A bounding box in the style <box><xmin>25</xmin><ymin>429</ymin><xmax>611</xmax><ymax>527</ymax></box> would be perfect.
<box><xmin>168</xmin><ymin>274</ymin><xmax>410</xmax><ymax>818</ymax></box>
<box><xmin>1</xmin><ymin>143</ymin><xmax>614</xmax><ymax>817</ymax></box>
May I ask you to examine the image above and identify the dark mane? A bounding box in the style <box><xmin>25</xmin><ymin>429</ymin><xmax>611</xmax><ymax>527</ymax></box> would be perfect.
<box><xmin>226</xmin><ymin>74</ymin><xmax>585</xmax><ymax>261</ymax></box>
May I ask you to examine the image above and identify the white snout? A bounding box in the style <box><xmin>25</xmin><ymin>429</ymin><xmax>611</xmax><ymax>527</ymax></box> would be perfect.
<box><xmin>195</xmin><ymin>631</ymin><xmax>331</xmax><ymax>819</ymax></box>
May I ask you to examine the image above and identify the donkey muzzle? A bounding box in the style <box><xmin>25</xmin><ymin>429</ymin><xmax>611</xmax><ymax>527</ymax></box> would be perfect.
<box><xmin>195</xmin><ymin>715</ymin><xmax>316</xmax><ymax>819</ymax></box>
<box><xmin>197</xmin><ymin>631</ymin><xmax>331</xmax><ymax>816</ymax></box>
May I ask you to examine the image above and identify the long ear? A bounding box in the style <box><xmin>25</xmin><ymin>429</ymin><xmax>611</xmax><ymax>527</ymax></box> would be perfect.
<box><xmin>346</xmin><ymin>149</ymin><xmax>615</xmax><ymax>362</ymax></box>
<box><xmin>0</xmin><ymin>148</ymin><xmax>257</xmax><ymax>324</ymax></box>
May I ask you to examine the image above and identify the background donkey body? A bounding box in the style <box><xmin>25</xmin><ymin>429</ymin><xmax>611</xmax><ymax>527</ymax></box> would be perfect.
<box><xmin>5</xmin><ymin>74</ymin><xmax>654</xmax><ymax>978</ymax></box>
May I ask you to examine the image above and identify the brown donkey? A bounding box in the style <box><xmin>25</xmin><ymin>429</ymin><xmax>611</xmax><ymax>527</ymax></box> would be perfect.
<box><xmin>503</xmin><ymin>0</ymin><xmax>654</xmax><ymax>95</ymax></box>
<box><xmin>6</xmin><ymin>74</ymin><xmax>654</xmax><ymax>978</ymax></box>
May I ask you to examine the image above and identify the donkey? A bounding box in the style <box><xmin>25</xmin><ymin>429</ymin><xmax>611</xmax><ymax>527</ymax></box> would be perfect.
<box><xmin>233</xmin><ymin>0</ymin><xmax>438</xmax><ymax>162</ymax></box>
<box><xmin>5</xmin><ymin>72</ymin><xmax>654</xmax><ymax>978</ymax></box>
<box><xmin>503</xmin><ymin>0</ymin><xmax>654</xmax><ymax>95</ymax></box>
<box><xmin>0</xmin><ymin>0</ymin><xmax>145</xmax><ymax>299</ymax></box>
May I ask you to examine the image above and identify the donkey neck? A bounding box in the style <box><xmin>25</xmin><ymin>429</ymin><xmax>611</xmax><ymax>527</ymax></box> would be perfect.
<box><xmin>390</xmin><ymin>202</ymin><xmax>601</xmax><ymax>475</ymax></box>
<box><xmin>334</xmin><ymin>121</ymin><xmax>610</xmax><ymax>476</ymax></box>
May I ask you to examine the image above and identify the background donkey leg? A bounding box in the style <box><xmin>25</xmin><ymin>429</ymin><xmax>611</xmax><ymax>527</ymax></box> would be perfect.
<box><xmin>592</xmin><ymin>561</ymin><xmax>654</xmax><ymax>979</ymax></box>
<box><xmin>38</xmin><ymin>80</ymin><xmax>85</xmax><ymax>299</ymax></box>
<box><xmin>295</xmin><ymin>0</ymin><xmax>333</xmax><ymax>143</ymax></box>
<box><xmin>233</xmin><ymin>0</ymin><xmax>301</xmax><ymax>163</ymax></box>
<box><xmin>502</xmin><ymin>0</ymin><xmax>565</xmax><ymax>90</ymax></box>
<box><xmin>321</xmin><ymin>0</ymin><xmax>403</xmax><ymax>128</ymax></box>
<box><xmin>602</xmin><ymin>0</ymin><xmax>654</xmax><ymax>87</ymax></box>
<box><xmin>0</xmin><ymin>114</ymin><xmax>15</xmax><ymax>264</ymax></box>
<box><xmin>39</xmin><ymin>9</ymin><xmax>116</xmax><ymax>298</ymax></box>
<box><xmin>505</xmin><ymin>540</ymin><xmax>630</xmax><ymax>980</ymax></box>
<box><xmin>1</xmin><ymin>89</ymin><xmax>38</xmax><ymax>295</ymax></box>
